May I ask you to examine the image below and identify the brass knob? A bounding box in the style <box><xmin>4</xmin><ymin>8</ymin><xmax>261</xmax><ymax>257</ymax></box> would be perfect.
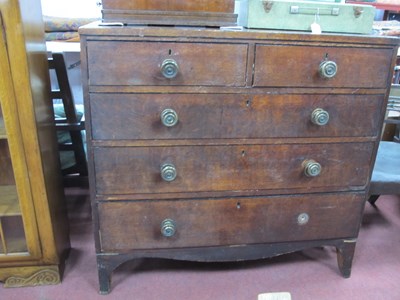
<box><xmin>319</xmin><ymin>61</ymin><xmax>337</xmax><ymax>79</ymax></box>
<box><xmin>303</xmin><ymin>160</ymin><xmax>322</xmax><ymax>177</ymax></box>
<box><xmin>311</xmin><ymin>108</ymin><xmax>330</xmax><ymax>126</ymax></box>
<box><xmin>161</xmin><ymin>59</ymin><xmax>179</xmax><ymax>79</ymax></box>
<box><xmin>161</xmin><ymin>109</ymin><xmax>179</xmax><ymax>127</ymax></box>
<box><xmin>161</xmin><ymin>219</ymin><xmax>176</xmax><ymax>237</ymax></box>
<box><xmin>161</xmin><ymin>163</ymin><xmax>177</xmax><ymax>182</ymax></box>
<box><xmin>297</xmin><ymin>213</ymin><xmax>310</xmax><ymax>225</ymax></box>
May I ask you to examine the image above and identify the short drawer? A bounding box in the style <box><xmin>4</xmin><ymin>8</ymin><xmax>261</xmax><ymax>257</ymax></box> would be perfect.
<box><xmin>90</xmin><ymin>93</ymin><xmax>383</xmax><ymax>140</ymax></box>
<box><xmin>253</xmin><ymin>44</ymin><xmax>393</xmax><ymax>88</ymax></box>
<box><xmin>98</xmin><ymin>193</ymin><xmax>364</xmax><ymax>251</ymax></box>
<box><xmin>94</xmin><ymin>142</ymin><xmax>373</xmax><ymax>195</ymax></box>
<box><xmin>87</xmin><ymin>41</ymin><xmax>248</xmax><ymax>86</ymax></box>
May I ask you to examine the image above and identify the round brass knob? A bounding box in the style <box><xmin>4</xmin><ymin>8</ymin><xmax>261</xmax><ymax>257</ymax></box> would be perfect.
<box><xmin>161</xmin><ymin>219</ymin><xmax>176</xmax><ymax>237</ymax></box>
<box><xmin>311</xmin><ymin>108</ymin><xmax>330</xmax><ymax>126</ymax></box>
<box><xmin>161</xmin><ymin>109</ymin><xmax>179</xmax><ymax>127</ymax></box>
<box><xmin>319</xmin><ymin>61</ymin><xmax>337</xmax><ymax>79</ymax></box>
<box><xmin>297</xmin><ymin>213</ymin><xmax>310</xmax><ymax>225</ymax></box>
<box><xmin>161</xmin><ymin>59</ymin><xmax>179</xmax><ymax>79</ymax></box>
<box><xmin>161</xmin><ymin>163</ymin><xmax>177</xmax><ymax>182</ymax></box>
<box><xmin>303</xmin><ymin>160</ymin><xmax>322</xmax><ymax>177</ymax></box>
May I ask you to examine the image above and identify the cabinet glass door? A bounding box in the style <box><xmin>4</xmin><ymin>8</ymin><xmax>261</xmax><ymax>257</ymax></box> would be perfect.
<box><xmin>0</xmin><ymin>12</ymin><xmax>35</xmax><ymax>259</ymax></box>
<box><xmin>0</xmin><ymin>104</ymin><xmax>28</xmax><ymax>255</ymax></box>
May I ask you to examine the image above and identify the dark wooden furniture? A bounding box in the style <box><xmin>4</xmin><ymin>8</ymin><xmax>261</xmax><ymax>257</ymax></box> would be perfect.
<box><xmin>79</xmin><ymin>23</ymin><xmax>399</xmax><ymax>294</ymax></box>
<box><xmin>0</xmin><ymin>0</ymin><xmax>70</xmax><ymax>287</ymax></box>
<box><xmin>48</xmin><ymin>52</ymin><xmax>88</xmax><ymax>187</ymax></box>
<box><xmin>101</xmin><ymin>0</ymin><xmax>237</xmax><ymax>26</ymax></box>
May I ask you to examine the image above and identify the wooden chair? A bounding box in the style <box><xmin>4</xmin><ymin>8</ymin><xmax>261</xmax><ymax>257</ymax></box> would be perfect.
<box><xmin>368</xmin><ymin>84</ymin><xmax>400</xmax><ymax>205</ymax></box>
<box><xmin>48</xmin><ymin>52</ymin><xmax>88</xmax><ymax>187</ymax></box>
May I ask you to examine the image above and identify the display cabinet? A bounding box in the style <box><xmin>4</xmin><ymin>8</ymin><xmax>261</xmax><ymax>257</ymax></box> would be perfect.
<box><xmin>0</xmin><ymin>0</ymin><xmax>70</xmax><ymax>287</ymax></box>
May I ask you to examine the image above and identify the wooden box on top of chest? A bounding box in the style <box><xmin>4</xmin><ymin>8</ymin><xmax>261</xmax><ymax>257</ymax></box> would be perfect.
<box><xmin>101</xmin><ymin>0</ymin><xmax>237</xmax><ymax>26</ymax></box>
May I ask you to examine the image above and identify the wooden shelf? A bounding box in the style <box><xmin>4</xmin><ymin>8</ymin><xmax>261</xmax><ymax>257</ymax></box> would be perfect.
<box><xmin>0</xmin><ymin>117</ymin><xmax>7</xmax><ymax>139</ymax></box>
<box><xmin>0</xmin><ymin>185</ymin><xmax>21</xmax><ymax>216</ymax></box>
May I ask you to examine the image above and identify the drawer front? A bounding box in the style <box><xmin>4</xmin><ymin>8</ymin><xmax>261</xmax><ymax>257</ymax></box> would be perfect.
<box><xmin>90</xmin><ymin>93</ymin><xmax>382</xmax><ymax>140</ymax></box>
<box><xmin>87</xmin><ymin>41</ymin><xmax>248</xmax><ymax>86</ymax></box>
<box><xmin>253</xmin><ymin>45</ymin><xmax>393</xmax><ymax>88</ymax></box>
<box><xmin>94</xmin><ymin>143</ymin><xmax>373</xmax><ymax>195</ymax></box>
<box><xmin>98</xmin><ymin>193</ymin><xmax>364</xmax><ymax>251</ymax></box>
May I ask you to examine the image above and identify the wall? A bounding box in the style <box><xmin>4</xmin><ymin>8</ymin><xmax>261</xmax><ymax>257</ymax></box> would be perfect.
<box><xmin>41</xmin><ymin>0</ymin><xmax>101</xmax><ymax>18</ymax></box>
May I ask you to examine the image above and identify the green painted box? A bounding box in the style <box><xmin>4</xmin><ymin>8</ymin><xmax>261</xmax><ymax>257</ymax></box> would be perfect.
<box><xmin>237</xmin><ymin>0</ymin><xmax>375</xmax><ymax>34</ymax></box>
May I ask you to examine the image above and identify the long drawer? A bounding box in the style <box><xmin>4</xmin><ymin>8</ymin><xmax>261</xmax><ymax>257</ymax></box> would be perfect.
<box><xmin>98</xmin><ymin>192</ymin><xmax>364</xmax><ymax>251</ymax></box>
<box><xmin>87</xmin><ymin>41</ymin><xmax>248</xmax><ymax>87</ymax></box>
<box><xmin>90</xmin><ymin>93</ymin><xmax>382</xmax><ymax>140</ymax></box>
<box><xmin>253</xmin><ymin>45</ymin><xmax>393</xmax><ymax>88</ymax></box>
<box><xmin>94</xmin><ymin>143</ymin><xmax>373</xmax><ymax>195</ymax></box>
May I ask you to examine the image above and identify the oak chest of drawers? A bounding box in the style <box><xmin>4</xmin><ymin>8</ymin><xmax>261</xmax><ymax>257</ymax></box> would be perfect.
<box><xmin>79</xmin><ymin>23</ymin><xmax>399</xmax><ymax>294</ymax></box>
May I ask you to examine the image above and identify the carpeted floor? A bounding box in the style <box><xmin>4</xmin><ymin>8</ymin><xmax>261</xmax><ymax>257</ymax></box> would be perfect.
<box><xmin>1</xmin><ymin>188</ymin><xmax>399</xmax><ymax>299</ymax></box>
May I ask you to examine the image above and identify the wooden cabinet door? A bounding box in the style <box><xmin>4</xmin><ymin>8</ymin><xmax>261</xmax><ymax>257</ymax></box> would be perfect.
<box><xmin>0</xmin><ymin>13</ymin><xmax>41</xmax><ymax>262</ymax></box>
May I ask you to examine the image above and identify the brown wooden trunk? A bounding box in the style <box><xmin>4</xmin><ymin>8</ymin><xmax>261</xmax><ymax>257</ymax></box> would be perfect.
<box><xmin>102</xmin><ymin>0</ymin><xmax>235</xmax><ymax>12</ymax></box>
<box><xmin>101</xmin><ymin>0</ymin><xmax>237</xmax><ymax>26</ymax></box>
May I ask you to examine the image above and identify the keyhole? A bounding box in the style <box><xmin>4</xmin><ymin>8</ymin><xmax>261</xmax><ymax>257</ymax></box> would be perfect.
<box><xmin>168</xmin><ymin>49</ymin><xmax>172</xmax><ymax>55</ymax></box>
<box><xmin>241</xmin><ymin>150</ymin><xmax>246</xmax><ymax>157</ymax></box>
<box><xmin>246</xmin><ymin>99</ymin><xmax>251</xmax><ymax>107</ymax></box>
<box><xmin>237</xmin><ymin>202</ymin><xmax>241</xmax><ymax>209</ymax></box>
<box><xmin>325</xmin><ymin>53</ymin><xmax>329</xmax><ymax>59</ymax></box>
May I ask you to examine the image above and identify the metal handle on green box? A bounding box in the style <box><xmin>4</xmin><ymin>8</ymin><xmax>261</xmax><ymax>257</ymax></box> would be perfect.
<box><xmin>290</xmin><ymin>6</ymin><xmax>340</xmax><ymax>16</ymax></box>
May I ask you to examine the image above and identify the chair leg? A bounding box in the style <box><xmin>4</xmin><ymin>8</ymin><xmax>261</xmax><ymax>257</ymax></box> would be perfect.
<box><xmin>69</xmin><ymin>131</ymin><xmax>87</xmax><ymax>176</ymax></box>
<box><xmin>368</xmin><ymin>195</ymin><xmax>380</xmax><ymax>206</ymax></box>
